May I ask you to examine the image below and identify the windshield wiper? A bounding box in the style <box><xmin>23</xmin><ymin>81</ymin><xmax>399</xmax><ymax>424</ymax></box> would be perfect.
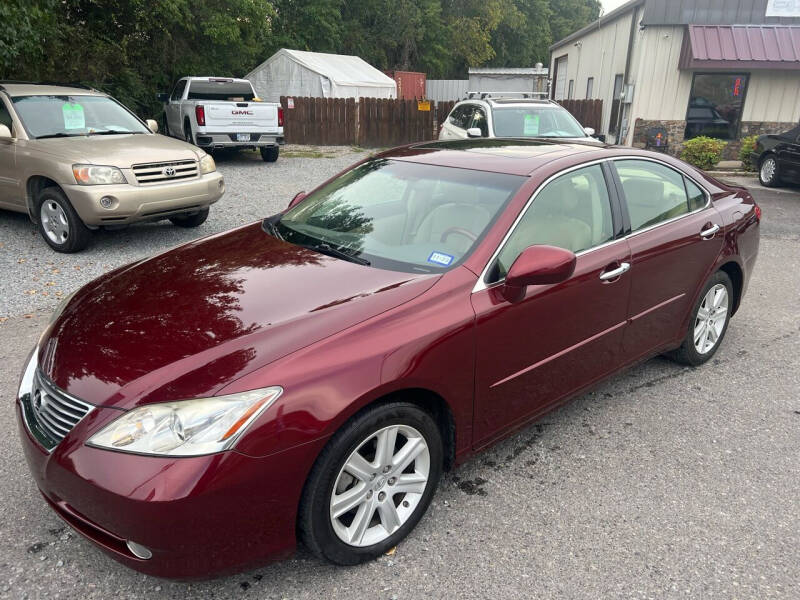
<box><xmin>312</xmin><ymin>242</ymin><xmax>371</xmax><ymax>266</ymax></box>
<box><xmin>88</xmin><ymin>130</ymin><xmax>141</xmax><ymax>136</ymax></box>
<box><xmin>36</xmin><ymin>133</ymin><xmax>84</xmax><ymax>139</ymax></box>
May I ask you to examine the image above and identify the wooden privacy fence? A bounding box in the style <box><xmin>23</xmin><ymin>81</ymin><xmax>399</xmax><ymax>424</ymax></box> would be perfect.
<box><xmin>279</xmin><ymin>96</ymin><xmax>605</xmax><ymax>147</ymax></box>
<box><xmin>556</xmin><ymin>99</ymin><xmax>603</xmax><ymax>132</ymax></box>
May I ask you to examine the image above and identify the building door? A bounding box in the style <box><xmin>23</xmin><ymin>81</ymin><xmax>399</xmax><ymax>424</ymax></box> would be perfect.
<box><xmin>609</xmin><ymin>74</ymin><xmax>624</xmax><ymax>135</ymax></box>
<box><xmin>553</xmin><ymin>56</ymin><xmax>568</xmax><ymax>100</ymax></box>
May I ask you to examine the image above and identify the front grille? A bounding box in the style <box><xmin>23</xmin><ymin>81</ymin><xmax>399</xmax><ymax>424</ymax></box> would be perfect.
<box><xmin>132</xmin><ymin>159</ymin><xmax>198</xmax><ymax>184</ymax></box>
<box><xmin>28</xmin><ymin>370</ymin><xmax>93</xmax><ymax>450</ymax></box>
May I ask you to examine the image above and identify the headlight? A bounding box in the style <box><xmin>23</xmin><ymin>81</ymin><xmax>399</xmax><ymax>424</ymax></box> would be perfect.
<box><xmin>199</xmin><ymin>154</ymin><xmax>216</xmax><ymax>174</ymax></box>
<box><xmin>87</xmin><ymin>387</ymin><xmax>282</xmax><ymax>456</ymax></box>
<box><xmin>73</xmin><ymin>164</ymin><xmax>127</xmax><ymax>185</ymax></box>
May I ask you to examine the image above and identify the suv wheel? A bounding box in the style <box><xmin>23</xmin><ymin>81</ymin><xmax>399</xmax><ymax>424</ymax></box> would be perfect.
<box><xmin>260</xmin><ymin>146</ymin><xmax>279</xmax><ymax>162</ymax></box>
<box><xmin>36</xmin><ymin>187</ymin><xmax>92</xmax><ymax>253</ymax></box>
<box><xmin>169</xmin><ymin>208</ymin><xmax>209</xmax><ymax>228</ymax></box>
<box><xmin>758</xmin><ymin>155</ymin><xmax>781</xmax><ymax>187</ymax></box>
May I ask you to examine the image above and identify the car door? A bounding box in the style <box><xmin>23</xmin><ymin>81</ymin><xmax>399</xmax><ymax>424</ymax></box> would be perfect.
<box><xmin>165</xmin><ymin>79</ymin><xmax>187</xmax><ymax>137</ymax></box>
<box><xmin>471</xmin><ymin>162</ymin><xmax>631</xmax><ymax>446</ymax></box>
<box><xmin>611</xmin><ymin>158</ymin><xmax>724</xmax><ymax>360</ymax></box>
<box><xmin>0</xmin><ymin>96</ymin><xmax>21</xmax><ymax>207</ymax></box>
<box><xmin>778</xmin><ymin>127</ymin><xmax>800</xmax><ymax>181</ymax></box>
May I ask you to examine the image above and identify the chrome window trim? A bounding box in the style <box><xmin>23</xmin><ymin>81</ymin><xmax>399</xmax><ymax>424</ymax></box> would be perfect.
<box><xmin>471</xmin><ymin>155</ymin><xmax>713</xmax><ymax>294</ymax></box>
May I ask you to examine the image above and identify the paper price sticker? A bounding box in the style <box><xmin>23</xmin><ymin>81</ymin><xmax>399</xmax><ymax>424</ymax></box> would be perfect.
<box><xmin>62</xmin><ymin>103</ymin><xmax>85</xmax><ymax>130</ymax></box>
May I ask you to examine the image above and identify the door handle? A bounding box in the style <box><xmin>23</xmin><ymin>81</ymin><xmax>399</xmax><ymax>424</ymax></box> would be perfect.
<box><xmin>599</xmin><ymin>262</ymin><xmax>630</xmax><ymax>281</ymax></box>
<box><xmin>700</xmin><ymin>224</ymin><xmax>720</xmax><ymax>238</ymax></box>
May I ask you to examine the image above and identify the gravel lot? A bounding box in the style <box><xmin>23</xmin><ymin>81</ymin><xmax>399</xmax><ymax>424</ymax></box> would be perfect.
<box><xmin>0</xmin><ymin>169</ymin><xmax>798</xmax><ymax>599</ymax></box>
<box><xmin>0</xmin><ymin>146</ymin><xmax>371</xmax><ymax>319</ymax></box>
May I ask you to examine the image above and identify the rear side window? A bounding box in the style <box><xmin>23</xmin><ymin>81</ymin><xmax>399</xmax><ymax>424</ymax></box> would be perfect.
<box><xmin>490</xmin><ymin>164</ymin><xmax>614</xmax><ymax>281</ymax></box>
<box><xmin>187</xmin><ymin>80</ymin><xmax>255</xmax><ymax>101</ymax></box>
<box><xmin>449</xmin><ymin>105</ymin><xmax>473</xmax><ymax>129</ymax></box>
<box><xmin>615</xmin><ymin>160</ymin><xmax>690</xmax><ymax>232</ymax></box>
<box><xmin>170</xmin><ymin>80</ymin><xmax>187</xmax><ymax>101</ymax></box>
<box><xmin>685</xmin><ymin>178</ymin><xmax>706</xmax><ymax>211</ymax></box>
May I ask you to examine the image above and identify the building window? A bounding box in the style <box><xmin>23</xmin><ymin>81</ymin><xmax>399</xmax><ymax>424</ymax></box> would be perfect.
<box><xmin>685</xmin><ymin>73</ymin><xmax>749</xmax><ymax>140</ymax></box>
<box><xmin>586</xmin><ymin>77</ymin><xmax>594</xmax><ymax>99</ymax></box>
<box><xmin>568</xmin><ymin>79</ymin><xmax>574</xmax><ymax>99</ymax></box>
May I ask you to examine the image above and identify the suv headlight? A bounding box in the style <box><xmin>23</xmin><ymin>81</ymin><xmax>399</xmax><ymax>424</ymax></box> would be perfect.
<box><xmin>73</xmin><ymin>165</ymin><xmax>127</xmax><ymax>185</ymax></box>
<box><xmin>87</xmin><ymin>387</ymin><xmax>282</xmax><ymax>456</ymax></box>
<box><xmin>199</xmin><ymin>154</ymin><xmax>216</xmax><ymax>174</ymax></box>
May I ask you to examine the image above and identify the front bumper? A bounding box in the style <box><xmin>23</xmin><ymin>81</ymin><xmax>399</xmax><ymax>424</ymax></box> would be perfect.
<box><xmin>62</xmin><ymin>172</ymin><xmax>225</xmax><ymax>227</ymax></box>
<box><xmin>16</xmin><ymin>392</ymin><xmax>326</xmax><ymax>578</ymax></box>
<box><xmin>195</xmin><ymin>132</ymin><xmax>285</xmax><ymax>149</ymax></box>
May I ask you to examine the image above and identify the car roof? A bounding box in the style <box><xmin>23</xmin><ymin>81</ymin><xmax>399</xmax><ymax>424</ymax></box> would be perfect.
<box><xmin>382</xmin><ymin>139</ymin><xmax>609</xmax><ymax>176</ymax></box>
<box><xmin>0</xmin><ymin>81</ymin><xmax>104</xmax><ymax>97</ymax></box>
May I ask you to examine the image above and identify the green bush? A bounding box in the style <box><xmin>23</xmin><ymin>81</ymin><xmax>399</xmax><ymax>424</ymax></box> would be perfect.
<box><xmin>738</xmin><ymin>135</ymin><xmax>759</xmax><ymax>171</ymax></box>
<box><xmin>680</xmin><ymin>136</ymin><xmax>727</xmax><ymax>170</ymax></box>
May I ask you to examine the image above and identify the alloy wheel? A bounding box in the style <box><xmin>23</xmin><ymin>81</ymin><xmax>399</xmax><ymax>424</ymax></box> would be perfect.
<box><xmin>693</xmin><ymin>284</ymin><xmax>729</xmax><ymax>354</ymax></box>
<box><xmin>760</xmin><ymin>157</ymin><xmax>776</xmax><ymax>183</ymax></box>
<box><xmin>330</xmin><ymin>424</ymin><xmax>430</xmax><ymax>547</ymax></box>
<box><xmin>40</xmin><ymin>200</ymin><xmax>70</xmax><ymax>245</ymax></box>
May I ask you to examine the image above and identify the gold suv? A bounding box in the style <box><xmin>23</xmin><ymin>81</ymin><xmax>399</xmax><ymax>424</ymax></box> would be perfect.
<box><xmin>0</xmin><ymin>82</ymin><xmax>225</xmax><ymax>252</ymax></box>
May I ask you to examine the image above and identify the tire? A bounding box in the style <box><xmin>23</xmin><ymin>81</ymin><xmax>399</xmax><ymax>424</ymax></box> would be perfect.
<box><xmin>260</xmin><ymin>146</ymin><xmax>279</xmax><ymax>162</ymax></box>
<box><xmin>36</xmin><ymin>187</ymin><xmax>92</xmax><ymax>253</ymax></box>
<box><xmin>666</xmin><ymin>270</ymin><xmax>733</xmax><ymax>366</ymax></box>
<box><xmin>758</xmin><ymin>155</ymin><xmax>781</xmax><ymax>187</ymax></box>
<box><xmin>298</xmin><ymin>402</ymin><xmax>443</xmax><ymax>565</ymax></box>
<box><xmin>184</xmin><ymin>121</ymin><xmax>194</xmax><ymax>146</ymax></box>
<box><xmin>169</xmin><ymin>207</ymin><xmax>209</xmax><ymax>228</ymax></box>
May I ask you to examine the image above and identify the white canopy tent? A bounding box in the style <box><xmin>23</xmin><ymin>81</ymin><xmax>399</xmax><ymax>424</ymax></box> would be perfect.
<box><xmin>245</xmin><ymin>49</ymin><xmax>397</xmax><ymax>102</ymax></box>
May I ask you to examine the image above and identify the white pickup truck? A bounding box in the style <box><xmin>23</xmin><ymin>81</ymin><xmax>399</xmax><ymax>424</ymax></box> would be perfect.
<box><xmin>159</xmin><ymin>77</ymin><xmax>284</xmax><ymax>162</ymax></box>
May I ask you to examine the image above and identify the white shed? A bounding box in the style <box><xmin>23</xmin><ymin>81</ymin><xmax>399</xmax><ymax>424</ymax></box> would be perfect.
<box><xmin>245</xmin><ymin>49</ymin><xmax>397</xmax><ymax>102</ymax></box>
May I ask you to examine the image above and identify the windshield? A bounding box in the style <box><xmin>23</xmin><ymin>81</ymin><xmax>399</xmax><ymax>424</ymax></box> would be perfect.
<box><xmin>11</xmin><ymin>95</ymin><xmax>149</xmax><ymax>138</ymax></box>
<box><xmin>276</xmin><ymin>159</ymin><xmax>525</xmax><ymax>273</ymax></box>
<box><xmin>492</xmin><ymin>106</ymin><xmax>587</xmax><ymax>138</ymax></box>
<box><xmin>187</xmin><ymin>80</ymin><xmax>255</xmax><ymax>101</ymax></box>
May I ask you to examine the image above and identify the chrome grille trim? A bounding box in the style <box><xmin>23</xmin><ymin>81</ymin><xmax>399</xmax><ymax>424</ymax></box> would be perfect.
<box><xmin>132</xmin><ymin>159</ymin><xmax>198</xmax><ymax>184</ymax></box>
<box><xmin>29</xmin><ymin>370</ymin><xmax>94</xmax><ymax>450</ymax></box>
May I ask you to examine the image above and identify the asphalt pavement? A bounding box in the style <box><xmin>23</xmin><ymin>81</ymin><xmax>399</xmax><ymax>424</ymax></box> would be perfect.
<box><xmin>0</xmin><ymin>174</ymin><xmax>798</xmax><ymax>599</ymax></box>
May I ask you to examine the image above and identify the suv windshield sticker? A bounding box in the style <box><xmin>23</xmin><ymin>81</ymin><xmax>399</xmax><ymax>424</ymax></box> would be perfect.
<box><xmin>523</xmin><ymin>113</ymin><xmax>540</xmax><ymax>136</ymax></box>
<box><xmin>427</xmin><ymin>251</ymin><xmax>454</xmax><ymax>266</ymax></box>
<box><xmin>62</xmin><ymin>102</ymin><xmax>85</xmax><ymax>130</ymax></box>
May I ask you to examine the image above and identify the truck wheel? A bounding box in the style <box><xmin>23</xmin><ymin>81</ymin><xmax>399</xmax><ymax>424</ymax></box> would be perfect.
<box><xmin>36</xmin><ymin>187</ymin><xmax>92</xmax><ymax>253</ymax></box>
<box><xmin>169</xmin><ymin>208</ymin><xmax>209</xmax><ymax>228</ymax></box>
<box><xmin>260</xmin><ymin>146</ymin><xmax>279</xmax><ymax>162</ymax></box>
<box><xmin>184</xmin><ymin>121</ymin><xmax>195</xmax><ymax>146</ymax></box>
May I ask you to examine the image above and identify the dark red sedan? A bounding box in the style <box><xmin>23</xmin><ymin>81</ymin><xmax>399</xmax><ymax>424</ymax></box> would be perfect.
<box><xmin>16</xmin><ymin>139</ymin><xmax>760</xmax><ymax>578</ymax></box>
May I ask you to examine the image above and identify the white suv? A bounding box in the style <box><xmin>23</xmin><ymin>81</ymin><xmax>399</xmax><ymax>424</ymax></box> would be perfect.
<box><xmin>439</xmin><ymin>93</ymin><xmax>600</xmax><ymax>143</ymax></box>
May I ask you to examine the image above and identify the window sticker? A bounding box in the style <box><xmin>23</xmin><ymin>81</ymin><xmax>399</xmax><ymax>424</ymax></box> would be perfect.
<box><xmin>62</xmin><ymin>102</ymin><xmax>85</xmax><ymax>130</ymax></box>
<box><xmin>427</xmin><ymin>251</ymin><xmax>454</xmax><ymax>266</ymax></box>
<box><xmin>523</xmin><ymin>113</ymin><xmax>540</xmax><ymax>136</ymax></box>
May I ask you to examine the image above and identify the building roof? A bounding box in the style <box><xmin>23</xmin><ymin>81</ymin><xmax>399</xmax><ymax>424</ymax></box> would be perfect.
<box><xmin>469</xmin><ymin>67</ymin><xmax>548</xmax><ymax>75</ymax></box>
<box><xmin>550</xmin><ymin>0</ymin><xmax>643</xmax><ymax>51</ymax></box>
<box><xmin>247</xmin><ymin>49</ymin><xmax>395</xmax><ymax>90</ymax></box>
<box><xmin>643</xmin><ymin>0</ymin><xmax>800</xmax><ymax>26</ymax></box>
<box><xmin>679</xmin><ymin>25</ymin><xmax>800</xmax><ymax>70</ymax></box>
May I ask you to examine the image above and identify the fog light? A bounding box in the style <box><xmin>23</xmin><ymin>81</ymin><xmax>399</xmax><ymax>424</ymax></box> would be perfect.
<box><xmin>99</xmin><ymin>196</ymin><xmax>115</xmax><ymax>209</ymax></box>
<box><xmin>126</xmin><ymin>540</ymin><xmax>152</xmax><ymax>560</ymax></box>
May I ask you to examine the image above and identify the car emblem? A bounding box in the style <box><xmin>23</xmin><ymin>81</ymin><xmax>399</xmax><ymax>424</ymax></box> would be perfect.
<box><xmin>163</xmin><ymin>166</ymin><xmax>176</xmax><ymax>177</ymax></box>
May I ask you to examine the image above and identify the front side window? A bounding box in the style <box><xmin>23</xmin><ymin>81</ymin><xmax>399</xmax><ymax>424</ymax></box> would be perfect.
<box><xmin>470</xmin><ymin>107</ymin><xmax>489</xmax><ymax>136</ymax></box>
<box><xmin>491</xmin><ymin>106</ymin><xmax>586</xmax><ymax>138</ymax></box>
<box><xmin>685</xmin><ymin>73</ymin><xmax>748</xmax><ymax>140</ymax></box>
<box><xmin>615</xmin><ymin>160</ymin><xmax>695</xmax><ymax>231</ymax></box>
<box><xmin>276</xmin><ymin>159</ymin><xmax>525</xmax><ymax>273</ymax></box>
<box><xmin>490</xmin><ymin>164</ymin><xmax>614</xmax><ymax>282</ymax></box>
<box><xmin>11</xmin><ymin>95</ymin><xmax>149</xmax><ymax>139</ymax></box>
<box><xmin>0</xmin><ymin>98</ymin><xmax>13</xmax><ymax>130</ymax></box>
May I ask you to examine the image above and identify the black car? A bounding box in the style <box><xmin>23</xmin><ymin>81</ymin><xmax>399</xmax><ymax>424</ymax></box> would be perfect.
<box><xmin>751</xmin><ymin>125</ymin><xmax>800</xmax><ymax>187</ymax></box>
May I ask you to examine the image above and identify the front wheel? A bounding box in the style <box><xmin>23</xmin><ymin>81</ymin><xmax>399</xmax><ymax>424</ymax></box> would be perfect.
<box><xmin>759</xmin><ymin>155</ymin><xmax>781</xmax><ymax>187</ymax></box>
<box><xmin>666</xmin><ymin>270</ymin><xmax>733</xmax><ymax>366</ymax></box>
<box><xmin>298</xmin><ymin>402</ymin><xmax>443</xmax><ymax>565</ymax></box>
<box><xmin>169</xmin><ymin>208</ymin><xmax>209</xmax><ymax>228</ymax></box>
<box><xmin>260</xmin><ymin>146</ymin><xmax>279</xmax><ymax>162</ymax></box>
<box><xmin>36</xmin><ymin>187</ymin><xmax>92</xmax><ymax>253</ymax></box>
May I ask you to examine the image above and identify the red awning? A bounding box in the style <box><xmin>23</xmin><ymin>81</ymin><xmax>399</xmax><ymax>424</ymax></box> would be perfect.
<box><xmin>680</xmin><ymin>25</ymin><xmax>800</xmax><ymax>70</ymax></box>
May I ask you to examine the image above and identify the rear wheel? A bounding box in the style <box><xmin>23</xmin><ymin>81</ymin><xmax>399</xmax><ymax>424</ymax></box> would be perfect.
<box><xmin>184</xmin><ymin>121</ymin><xmax>194</xmax><ymax>146</ymax></box>
<box><xmin>299</xmin><ymin>402</ymin><xmax>443</xmax><ymax>565</ymax></box>
<box><xmin>666</xmin><ymin>270</ymin><xmax>733</xmax><ymax>366</ymax></box>
<box><xmin>169</xmin><ymin>208</ymin><xmax>209</xmax><ymax>228</ymax></box>
<box><xmin>260</xmin><ymin>146</ymin><xmax>279</xmax><ymax>162</ymax></box>
<box><xmin>36</xmin><ymin>187</ymin><xmax>92</xmax><ymax>253</ymax></box>
<box><xmin>759</xmin><ymin>155</ymin><xmax>781</xmax><ymax>187</ymax></box>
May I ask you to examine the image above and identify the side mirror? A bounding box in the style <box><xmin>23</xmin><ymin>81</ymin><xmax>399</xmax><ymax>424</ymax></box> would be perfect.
<box><xmin>0</xmin><ymin>124</ymin><xmax>13</xmax><ymax>140</ymax></box>
<box><xmin>145</xmin><ymin>119</ymin><xmax>159</xmax><ymax>133</ymax></box>
<box><xmin>466</xmin><ymin>127</ymin><xmax>483</xmax><ymax>138</ymax></box>
<box><xmin>501</xmin><ymin>245</ymin><xmax>576</xmax><ymax>303</ymax></box>
<box><xmin>156</xmin><ymin>93</ymin><xmax>169</xmax><ymax>103</ymax></box>
<box><xmin>287</xmin><ymin>191</ymin><xmax>307</xmax><ymax>209</ymax></box>
<box><xmin>583</xmin><ymin>127</ymin><xmax>596</xmax><ymax>137</ymax></box>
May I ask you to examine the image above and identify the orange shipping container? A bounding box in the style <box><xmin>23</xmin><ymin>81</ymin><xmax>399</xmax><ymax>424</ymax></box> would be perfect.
<box><xmin>385</xmin><ymin>71</ymin><xmax>427</xmax><ymax>100</ymax></box>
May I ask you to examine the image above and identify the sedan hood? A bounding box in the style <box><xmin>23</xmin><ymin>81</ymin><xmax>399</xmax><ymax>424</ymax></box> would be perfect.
<box><xmin>39</xmin><ymin>222</ymin><xmax>438</xmax><ymax>408</ymax></box>
<box><xmin>32</xmin><ymin>133</ymin><xmax>200</xmax><ymax>167</ymax></box>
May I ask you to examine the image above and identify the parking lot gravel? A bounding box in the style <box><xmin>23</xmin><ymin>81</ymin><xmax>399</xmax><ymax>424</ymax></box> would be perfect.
<box><xmin>0</xmin><ymin>146</ymin><xmax>371</xmax><ymax>319</ymax></box>
<box><xmin>0</xmin><ymin>171</ymin><xmax>798</xmax><ymax>599</ymax></box>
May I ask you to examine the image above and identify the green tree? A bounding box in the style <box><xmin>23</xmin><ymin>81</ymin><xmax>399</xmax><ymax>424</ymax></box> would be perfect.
<box><xmin>549</xmin><ymin>0</ymin><xmax>601</xmax><ymax>44</ymax></box>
